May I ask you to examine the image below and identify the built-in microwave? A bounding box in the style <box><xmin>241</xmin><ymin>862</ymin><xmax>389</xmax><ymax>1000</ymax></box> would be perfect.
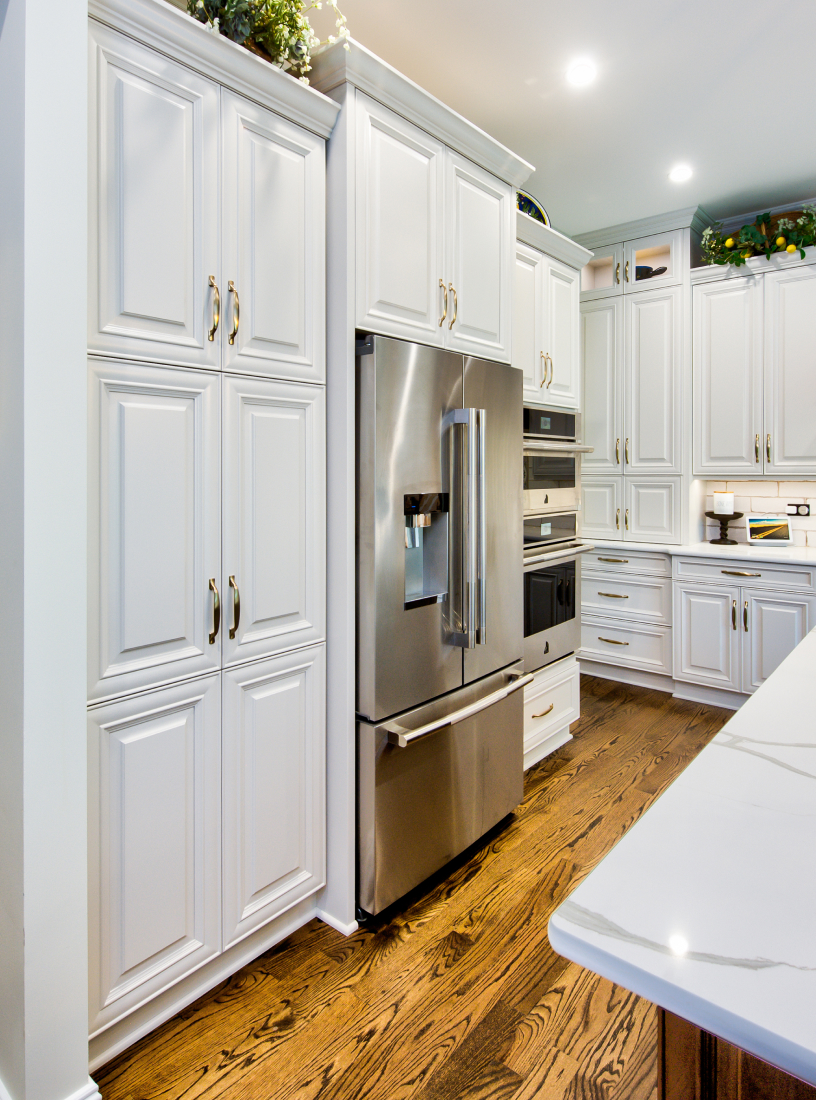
<box><xmin>522</xmin><ymin>405</ymin><xmax>592</xmax><ymax>517</ymax></box>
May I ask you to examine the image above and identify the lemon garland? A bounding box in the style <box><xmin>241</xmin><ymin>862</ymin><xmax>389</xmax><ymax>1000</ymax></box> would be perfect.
<box><xmin>701</xmin><ymin>206</ymin><xmax>816</xmax><ymax>267</ymax></box>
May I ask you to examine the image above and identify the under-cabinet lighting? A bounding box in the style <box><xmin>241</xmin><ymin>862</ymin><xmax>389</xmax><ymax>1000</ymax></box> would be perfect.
<box><xmin>566</xmin><ymin>59</ymin><xmax>597</xmax><ymax>87</ymax></box>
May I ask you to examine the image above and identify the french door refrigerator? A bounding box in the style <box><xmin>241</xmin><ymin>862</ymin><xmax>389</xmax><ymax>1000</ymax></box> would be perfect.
<box><xmin>356</xmin><ymin>334</ymin><xmax>529</xmax><ymax>915</ymax></box>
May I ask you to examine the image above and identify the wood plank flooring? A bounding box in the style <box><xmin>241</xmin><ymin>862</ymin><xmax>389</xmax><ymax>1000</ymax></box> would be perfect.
<box><xmin>96</xmin><ymin>675</ymin><xmax>732</xmax><ymax>1100</ymax></box>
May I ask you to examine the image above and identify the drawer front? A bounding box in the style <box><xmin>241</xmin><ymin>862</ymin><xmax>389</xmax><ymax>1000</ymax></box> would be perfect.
<box><xmin>582</xmin><ymin>549</ymin><xmax>671</xmax><ymax>576</ymax></box>
<box><xmin>524</xmin><ymin>656</ymin><xmax>579</xmax><ymax>746</ymax></box>
<box><xmin>673</xmin><ymin>556</ymin><xmax>816</xmax><ymax>592</ymax></box>
<box><xmin>581</xmin><ymin>570</ymin><xmax>671</xmax><ymax>624</ymax></box>
<box><xmin>580</xmin><ymin>615</ymin><xmax>672</xmax><ymax>674</ymax></box>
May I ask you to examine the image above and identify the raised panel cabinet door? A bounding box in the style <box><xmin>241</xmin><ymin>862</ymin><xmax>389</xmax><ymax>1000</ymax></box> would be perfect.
<box><xmin>624</xmin><ymin>284</ymin><xmax>682</xmax><ymax>473</ymax></box>
<box><xmin>742</xmin><ymin>588</ymin><xmax>816</xmax><ymax>694</ymax></box>
<box><xmin>221</xmin><ymin>375</ymin><xmax>325</xmax><ymax>666</ymax></box>
<box><xmin>88</xmin><ymin>673</ymin><xmax>221</xmax><ymax>1035</ymax></box>
<box><xmin>88</xmin><ymin>360</ymin><xmax>221</xmax><ymax>702</ymax></box>
<box><xmin>222</xmin><ymin>645</ymin><xmax>325</xmax><ymax>950</ymax></box>
<box><xmin>764</xmin><ymin>264</ymin><xmax>816</xmax><ymax>475</ymax></box>
<box><xmin>221</xmin><ymin>91</ymin><xmax>325</xmax><ymax>381</ymax></box>
<box><xmin>355</xmin><ymin>91</ymin><xmax>445</xmax><ymax>344</ymax></box>
<box><xmin>88</xmin><ymin>22</ymin><xmax>220</xmax><ymax>368</ymax></box>
<box><xmin>541</xmin><ymin>257</ymin><xmax>580</xmax><ymax>408</ymax></box>
<box><xmin>581</xmin><ymin>297</ymin><xmax>624</xmax><ymax>472</ymax></box>
<box><xmin>693</xmin><ymin>277</ymin><xmax>763</xmax><ymax>476</ymax></box>
<box><xmin>581</xmin><ymin>478</ymin><xmax>622</xmax><ymax>539</ymax></box>
<box><xmin>513</xmin><ymin>242</ymin><xmax>545</xmax><ymax>398</ymax></box>
<box><xmin>674</xmin><ymin>583</ymin><xmax>741</xmax><ymax>691</ymax></box>
<box><xmin>624</xmin><ymin>477</ymin><xmax>681</xmax><ymax>544</ymax></box>
<box><xmin>445</xmin><ymin>150</ymin><xmax>513</xmax><ymax>362</ymax></box>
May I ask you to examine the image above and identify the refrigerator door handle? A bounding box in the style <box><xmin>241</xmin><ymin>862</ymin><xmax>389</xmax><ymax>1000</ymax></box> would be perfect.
<box><xmin>450</xmin><ymin>408</ymin><xmax>478</xmax><ymax>649</ymax></box>
<box><xmin>380</xmin><ymin>671</ymin><xmax>534</xmax><ymax>748</ymax></box>
<box><xmin>476</xmin><ymin>408</ymin><xmax>487</xmax><ymax>645</ymax></box>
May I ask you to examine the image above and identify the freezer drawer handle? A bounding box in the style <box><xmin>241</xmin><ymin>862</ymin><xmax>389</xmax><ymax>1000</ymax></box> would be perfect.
<box><xmin>381</xmin><ymin>671</ymin><xmax>534</xmax><ymax>748</ymax></box>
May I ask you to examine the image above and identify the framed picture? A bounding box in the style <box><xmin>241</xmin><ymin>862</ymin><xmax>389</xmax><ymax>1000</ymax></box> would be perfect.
<box><xmin>745</xmin><ymin>514</ymin><xmax>793</xmax><ymax>545</ymax></box>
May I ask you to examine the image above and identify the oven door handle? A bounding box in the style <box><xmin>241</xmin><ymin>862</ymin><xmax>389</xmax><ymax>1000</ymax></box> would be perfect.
<box><xmin>523</xmin><ymin>440</ymin><xmax>594</xmax><ymax>454</ymax></box>
<box><xmin>381</xmin><ymin>671</ymin><xmax>534</xmax><ymax>748</ymax></box>
<box><xmin>524</xmin><ymin>542</ymin><xmax>595</xmax><ymax>570</ymax></box>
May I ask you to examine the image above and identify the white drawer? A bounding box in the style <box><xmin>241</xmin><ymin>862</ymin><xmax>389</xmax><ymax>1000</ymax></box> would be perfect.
<box><xmin>582</xmin><ymin>549</ymin><xmax>671</xmax><ymax>576</ymax></box>
<box><xmin>581</xmin><ymin>570</ymin><xmax>672</xmax><ymax>625</ymax></box>
<box><xmin>524</xmin><ymin>655</ymin><xmax>579</xmax><ymax>752</ymax></box>
<box><xmin>673</xmin><ymin>556</ymin><xmax>816</xmax><ymax>592</ymax></box>
<box><xmin>580</xmin><ymin>615</ymin><xmax>672</xmax><ymax>675</ymax></box>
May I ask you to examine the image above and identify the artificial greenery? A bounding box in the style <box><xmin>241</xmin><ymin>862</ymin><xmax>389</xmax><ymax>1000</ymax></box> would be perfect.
<box><xmin>187</xmin><ymin>0</ymin><xmax>349</xmax><ymax>82</ymax></box>
<box><xmin>701</xmin><ymin>206</ymin><xmax>816</xmax><ymax>267</ymax></box>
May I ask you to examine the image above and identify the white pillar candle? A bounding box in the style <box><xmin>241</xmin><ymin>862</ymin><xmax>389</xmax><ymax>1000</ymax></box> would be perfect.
<box><xmin>713</xmin><ymin>491</ymin><xmax>734</xmax><ymax>515</ymax></box>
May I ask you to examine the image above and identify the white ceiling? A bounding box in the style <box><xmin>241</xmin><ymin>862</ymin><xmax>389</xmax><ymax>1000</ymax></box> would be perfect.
<box><xmin>310</xmin><ymin>0</ymin><xmax>816</xmax><ymax>237</ymax></box>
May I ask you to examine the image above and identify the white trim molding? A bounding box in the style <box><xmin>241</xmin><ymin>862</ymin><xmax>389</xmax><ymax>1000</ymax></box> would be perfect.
<box><xmin>575</xmin><ymin>205</ymin><xmax>713</xmax><ymax>250</ymax></box>
<box><xmin>315</xmin><ymin>908</ymin><xmax>359</xmax><ymax>936</ymax></box>
<box><xmin>691</xmin><ymin>244</ymin><xmax>816</xmax><ymax>284</ymax></box>
<box><xmin>516</xmin><ymin>212</ymin><xmax>592</xmax><ymax>270</ymax></box>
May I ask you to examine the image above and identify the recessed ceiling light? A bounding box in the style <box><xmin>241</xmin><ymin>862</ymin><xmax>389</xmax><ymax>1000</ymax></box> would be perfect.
<box><xmin>668</xmin><ymin>934</ymin><xmax>689</xmax><ymax>956</ymax></box>
<box><xmin>566</xmin><ymin>59</ymin><xmax>597</xmax><ymax>87</ymax></box>
<box><xmin>669</xmin><ymin>164</ymin><xmax>693</xmax><ymax>183</ymax></box>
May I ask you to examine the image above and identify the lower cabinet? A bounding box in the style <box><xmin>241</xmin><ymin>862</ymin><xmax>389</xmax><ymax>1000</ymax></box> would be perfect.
<box><xmin>523</xmin><ymin>655</ymin><xmax>580</xmax><ymax>770</ymax></box>
<box><xmin>88</xmin><ymin>644</ymin><xmax>325</xmax><ymax>1036</ymax></box>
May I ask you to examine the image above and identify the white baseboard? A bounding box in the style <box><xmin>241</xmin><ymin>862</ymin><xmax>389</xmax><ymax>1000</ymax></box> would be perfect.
<box><xmin>524</xmin><ymin>725</ymin><xmax>572</xmax><ymax>770</ymax></box>
<box><xmin>315</xmin><ymin>908</ymin><xmax>358</xmax><ymax>937</ymax></box>
<box><xmin>579</xmin><ymin>658</ymin><xmax>675</xmax><ymax>694</ymax></box>
<box><xmin>672</xmin><ymin>681</ymin><xmax>747</xmax><ymax>711</ymax></box>
<box><xmin>68</xmin><ymin>1082</ymin><xmax>103</xmax><ymax>1100</ymax></box>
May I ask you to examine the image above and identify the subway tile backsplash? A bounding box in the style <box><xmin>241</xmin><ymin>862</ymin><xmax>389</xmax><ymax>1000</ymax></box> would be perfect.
<box><xmin>704</xmin><ymin>481</ymin><xmax>816</xmax><ymax>547</ymax></box>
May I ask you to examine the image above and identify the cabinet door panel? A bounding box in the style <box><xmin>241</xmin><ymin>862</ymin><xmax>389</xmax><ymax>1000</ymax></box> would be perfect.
<box><xmin>582</xmin><ymin>298</ymin><xmax>624</xmax><ymax>472</ymax></box>
<box><xmin>764</xmin><ymin>265</ymin><xmax>816</xmax><ymax>475</ymax></box>
<box><xmin>623</xmin><ymin>230</ymin><xmax>683</xmax><ymax>294</ymax></box>
<box><xmin>625</xmin><ymin>477</ymin><xmax>681</xmax><ymax>544</ymax></box>
<box><xmin>624</xmin><ymin>286</ymin><xmax>682</xmax><ymax>472</ymax></box>
<box><xmin>581</xmin><ymin>478</ymin><xmax>622</xmax><ymax>539</ymax></box>
<box><xmin>88</xmin><ymin>360</ymin><xmax>221</xmax><ymax>701</ymax></box>
<box><xmin>675</xmin><ymin>583</ymin><xmax>741</xmax><ymax>691</ymax></box>
<box><xmin>222</xmin><ymin>91</ymin><xmax>325</xmax><ymax>381</ymax></box>
<box><xmin>580</xmin><ymin>243</ymin><xmax>624</xmax><ymax>302</ymax></box>
<box><xmin>542</xmin><ymin>257</ymin><xmax>580</xmax><ymax>408</ymax></box>
<box><xmin>88</xmin><ymin>674</ymin><xmax>221</xmax><ymax>1034</ymax></box>
<box><xmin>88</xmin><ymin>23</ymin><xmax>219</xmax><ymax>367</ymax></box>
<box><xmin>514</xmin><ymin>243</ymin><xmax>544</xmax><ymax>398</ymax></box>
<box><xmin>355</xmin><ymin>92</ymin><xmax>445</xmax><ymax>344</ymax></box>
<box><xmin>446</xmin><ymin>151</ymin><xmax>512</xmax><ymax>362</ymax></box>
<box><xmin>222</xmin><ymin>646</ymin><xmax>325</xmax><ymax>949</ymax></box>
<box><xmin>743</xmin><ymin>589</ymin><xmax>816</xmax><ymax>693</ymax></box>
<box><xmin>222</xmin><ymin>375</ymin><xmax>325</xmax><ymax>666</ymax></box>
<box><xmin>693</xmin><ymin>277</ymin><xmax>763</xmax><ymax>476</ymax></box>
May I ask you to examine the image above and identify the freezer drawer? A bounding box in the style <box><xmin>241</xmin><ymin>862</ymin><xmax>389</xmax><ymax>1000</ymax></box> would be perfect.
<box><xmin>357</xmin><ymin>663</ymin><xmax>527</xmax><ymax>915</ymax></box>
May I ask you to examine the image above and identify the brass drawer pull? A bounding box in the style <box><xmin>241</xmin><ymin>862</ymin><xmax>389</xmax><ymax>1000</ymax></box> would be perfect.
<box><xmin>598</xmin><ymin>591</ymin><xmax>629</xmax><ymax>598</ymax></box>
<box><xmin>209</xmin><ymin>578</ymin><xmax>220</xmax><ymax>644</ymax></box>
<box><xmin>438</xmin><ymin>278</ymin><xmax>448</xmax><ymax>326</ymax></box>
<box><xmin>599</xmin><ymin>636</ymin><xmax>629</xmax><ymax>645</ymax></box>
<box><xmin>208</xmin><ymin>275</ymin><xmax>220</xmax><ymax>341</ymax></box>
<box><xmin>229</xmin><ymin>574</ymin><xmax>241</xmax><ymax>640</ymax></box>
<box><xmin>532</xmin><ymin>703</ymin><xmax>554</xmax><ymax>719</ymax></box>
<box><xmin>598</xmin><ymin>557</ymin><xmax>628</xmax><ymax>563</ymax></box>
<box><xmin>722</xmin><ymin>570</ymin><xmax>761</xmax><ymax>577</ymax></box>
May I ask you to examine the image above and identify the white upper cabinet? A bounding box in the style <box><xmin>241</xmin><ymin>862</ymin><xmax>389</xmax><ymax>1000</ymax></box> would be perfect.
<box><xmin>693</xmin><ymin>277</ymin><xmax>763</xmax><ymax>476</ymax></box>
<box><xmin>541</xmin><ymin>257</ymin><xmax>580</xmax><ymax>407</ymax></box>
<box><xmin>580</xmin><ymin>243</ymin><xmax>624</xmax><ymax>300</ymax></box>
<box><xmin>582</xmin><ymin>297</ymin><xmax>623</xmax><ymax>470</ymax></box>
<box><xmin>88</xmin><ymin>359</ymin><xmax>221</xmax><ymax>702</ymax></box>
<box><xmin>581</xmin><ymin>478</ymin><xmax>622</xmax><ymax>540</ymax></box>
<box><xmin>764</xmin><ymin>264</ymin><xmax>816</xmax><ymax>475</ymax></box>
<box><xmin>624</xmin><ymin>477</ymin><xmax>681</xmax><ymax>544</ymax></box>
<box><xmin>624</xmin><ymin>285</ymin><xmax>682</xmax><ymax>472</ymax></box>
<box><xmin>581</xmin><ymin>230</ymin><xmax>682</xmax><ymax>302</ymax></box>
<box><xmin>355</xmin><ymin>92</ymin><xmax>445</xmax><ymax>345</ymax></box>
<box><xmin>355</xmin><ymin>91</ymin><xmax>512</xmax><ymax>362</ymax></box>
<box><xmin>88</xmin><ymin>22</ymin><xmax>220</xmax><ymax>368</ymax></box>
<box><xmin>221</xmin><ymin>375</ymin><xmax>326</xmax><ymax>667</ymax></box>
<box><xmin>513</xmin><ymin>243</ymin><xmax>543</xmax><ymax>395</ymax></box>
<box><xmin>221</xmin><ymin>91</ymin><xmax>325</xmax><ymax>382</ymax></box>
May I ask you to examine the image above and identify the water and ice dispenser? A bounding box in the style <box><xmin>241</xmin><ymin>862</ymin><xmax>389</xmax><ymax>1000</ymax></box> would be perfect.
<box><xmin>403</xmin><ymin>493</ymin><xmax>449</xmax><ymax>609</ymax></box>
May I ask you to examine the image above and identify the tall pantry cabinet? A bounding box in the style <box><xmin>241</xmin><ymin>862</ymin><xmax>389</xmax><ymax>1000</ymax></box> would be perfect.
<box><xmin>86</xmin><ymin>0</ymin><xmax>339</xmax><ymax>1069</ymax></box>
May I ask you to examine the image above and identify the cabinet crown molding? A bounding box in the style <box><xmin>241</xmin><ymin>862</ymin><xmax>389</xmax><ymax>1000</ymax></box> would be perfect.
<box><xmin>89</xmin><ymin>0</ymin><xmax>340</xmax><ymax>138</ymax></box>
<box><xmin>574</xmin><ymin>205</ymin><xmax>712</xmax><ymax>250</ymax></box>
<box><xmin>516</xmin><ymin>212</ymin><xmax>592</xmax><ymax>270</ymax></box>
<box><xmin>691</xmin><ymin>244</ymin><xmax>816</xmax><ymax>284</ymax></box>
<box><xmin>309</xmin><ymin>38</ymin><xmax>533</xmax><ymax>187</ymax></box>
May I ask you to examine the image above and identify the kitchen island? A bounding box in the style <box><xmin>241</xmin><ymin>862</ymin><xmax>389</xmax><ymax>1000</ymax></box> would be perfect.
<box><xmin>550</xmin><ymin>625</ymin><xmax>816</xmax><ymax>1096</ymax></box>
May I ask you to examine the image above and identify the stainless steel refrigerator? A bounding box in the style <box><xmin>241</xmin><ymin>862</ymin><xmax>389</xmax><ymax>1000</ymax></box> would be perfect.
<box><xmin>356</xmin><ymin>334</ymin><xmax>529</xmax><ymax>915</ymax></box>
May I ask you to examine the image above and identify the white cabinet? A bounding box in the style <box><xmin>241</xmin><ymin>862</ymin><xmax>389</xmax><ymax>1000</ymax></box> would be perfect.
<box><xmin>742</xmin><ymin>588</ymin><xmax>816</xmax><ymax>692</ymax></box>
<box><xmin>582</xmin><ymin>478</ymin><xmax>623</xmax><ymax>539</ymax></box>
<box><xmin>625</xmin><ymin>477</ymin><xmax>681</xmax><ymax>544</ymax></box>
<box><xmin>513</xmin><ymin>243</ymin><xmax>542</xmax><ymax>395</ymax></box>
<box><xmin>624</xmin><ymin>286</ymin><xmax>682</xmax><ymax>473</ymax></box>
<box><xmin>522</xmin><ymin>655</ymin><xmax>579</xmax><ymax>770</ymax></box>
<box><xmin>582</xmin><ymin>297</ymin><xmax>623</xmax><ymax>471</ymax></box>
<box><xmin>764</xmin><ymin>264</ymin><xmax>816</xmax><ymax>475</ymax></box>
<box><xmin>88</xmin><ymin>359</ymin><xmax>222</xmax><ymax>702</ymax></box>
<box><xmin>581</xmin><ymin>229</ymin><xmax>683</xmax><ymax>301</ymax></box>
<box><xmin>355</xmin><ymin>91</ymin><xmax>512</xmax><ymax>362</ymax></box>
<box><xmin>675</xmin><ymin>582</ymin><xmax>741</xmax><ymax>691</ymax></box>
<box><xmin>222</xmin><ymin>645</ymin><xmax>325</xmax><ymax>949</ymax></box>
<box><xmin>221</xmin><ymin>375</ymin><xmax>325</xmax><ymax>666</ymax></box>
<box><xmin>88</xmin><ymin>673</ymin><xmax>222</xmax><ymax>1035</ymax></box>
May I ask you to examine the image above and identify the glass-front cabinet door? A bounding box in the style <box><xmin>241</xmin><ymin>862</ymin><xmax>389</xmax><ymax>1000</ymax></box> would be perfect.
<box><xmin>580</xmin><ymin>243</ymin><xmax>623</xmax><ymax>301</ymax></box>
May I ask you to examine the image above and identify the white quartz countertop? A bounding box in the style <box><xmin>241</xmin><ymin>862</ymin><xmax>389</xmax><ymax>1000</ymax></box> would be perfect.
<box><xmin>549</xmin><ymin>626</ymin><xmax>816</xmax><ymax>1085</ymax></box>
<box><xmin>589</xmin><ymin>538</ymin><xmax>816</xmax><ymax>567</ymax></box>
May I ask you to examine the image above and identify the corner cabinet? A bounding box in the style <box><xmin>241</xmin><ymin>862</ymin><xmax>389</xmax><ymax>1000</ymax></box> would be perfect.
<box><xmin>355</xmin><ymin>91</ymin><xmax>513</xmax><ymax>362</ymax></box>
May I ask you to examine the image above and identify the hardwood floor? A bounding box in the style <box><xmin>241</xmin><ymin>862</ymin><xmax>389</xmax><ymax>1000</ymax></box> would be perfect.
<box><xmin>96</xmin><ymin>675</ymin><xmax>732</xmax><ymax>1100</ymax></box>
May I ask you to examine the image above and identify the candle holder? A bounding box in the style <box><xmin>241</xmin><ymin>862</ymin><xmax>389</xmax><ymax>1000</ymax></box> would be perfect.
<box><xmin>705</xmin><ymin>511</ymin><xmax>744</xmax><ymax>545</ymax></box>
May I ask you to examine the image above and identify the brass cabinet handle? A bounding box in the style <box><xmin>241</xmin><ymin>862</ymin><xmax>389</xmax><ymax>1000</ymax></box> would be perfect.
<box><xmin>228</xmin><ymin>280</ymin><xmax>240</xmax><ymax>345</ymax></box>
<box><xmin>547</xmin><ymin>354</ymin><xmax>554</xmax><ymax>388</ymax></box>
<box><xmin>755</xmin><ymin>433</ymin><xmax>760</xmax><ymax>463</ymax></box>
<box><xmin>615</xmin><ymin>262</ymin><xmax>620</xmax><ymax>285</ymax></box>
<box><xmin>438</xmin><ymin>278</ymin><xmax>448</xmax><ymax>326</ymax></box>
<box><xmin>625</xmin><ymin>437</ymin><xmax>630</xmax><ymax>466</ymax></box>
<box><xmin>448</xmin><ymin>283</ymin><xmax>458</xmax><ymax>329</ymax></box>
<box><xmin>208</xmin><ymin>275</ymin><xmax>220</xmax><ymax>341</ymax></box>
<box><xmin>732</xmin><ymin>599</ymin><xmax>737</xmax><ymax>630</ymax></box>
<box><xmin>616</xmin><ymin>438</ymin><xmax>620</xmax><ymax>465</ymax></box>
<box><xmin>209</xmin><ymin>578</ymin><xmax>220</xmax><ymax>644</ymax></box>
<box><xmin>722</xmin><ymin>570</ymin><xmax>761</xmax><ymax>577</ymax></box>
<box><xmin>599</xmin><ymin>636</ymin><xmax>629</xmax><ymax>645</ymax></box>
<box><xmin>229</xmin><ymin>575</ymin><xmax>240</xmax><ymax>640</ymax></box>
<box><xmin>615</xmin><ymin>508</ymin><xmax>620</xmax><ymax>531</ymax></box>
<box><xmin>624</xmin><ymin>260</ymin><xmax>630</xmax><ymax>283</ymax></box>
<box><xmin>744</xmin><ymin>600</ymin><xmax>749</xmax><ymax>632</ymax></box>
<box><xmin>540</xmin><ymin>351</ymin><xmax>546</xmax><ymax>387</ymax></box>
<box><xmin>598</xmin><ymin>591</ymin><xmax>629</xmax><ymax>598</ymax></box>
<box><xmin>598</xmin><ymin>557</ymin><xmax>628</xmax><ymax>563</ymax></box>
<box><xmin>532</xmin><ymin>703</ymin><xmax>554</xmax><ymax>718</ymax></box>
<box><xmin>624</xmin><ymin>508</ymin><xmax>629</xmax><ymax>531</ymax></box>
<box><xmin>766</xmin><ymin>433</ymin><xmax>771</xmax><ymax>463</ymax></box>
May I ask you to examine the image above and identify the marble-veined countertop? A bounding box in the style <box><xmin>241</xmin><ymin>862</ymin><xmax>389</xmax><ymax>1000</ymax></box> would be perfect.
<box><xmin>549</xmin><ymin>626</ymin><xmax>816</xmax><ymax>1085</ymax></box>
